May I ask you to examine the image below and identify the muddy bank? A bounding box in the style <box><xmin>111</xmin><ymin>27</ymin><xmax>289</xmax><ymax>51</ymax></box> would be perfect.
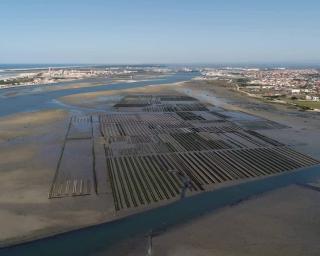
<box><xmin>104</xmin><ymin>185</ymin><xmax>320</xmax><ymax>256</ymax></box>
<box><xmin>0</xmin><ymin>110</ymin><xmax>114</xmax><ymax>245</ymax></box>
<box><xmin>175</xmin><ymin>80</ymin><xmax>320</xmax><ymax>159</ymax></box>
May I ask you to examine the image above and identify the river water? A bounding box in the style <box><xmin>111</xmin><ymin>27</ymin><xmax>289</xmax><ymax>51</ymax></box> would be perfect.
<box><xmin>0</xmin><ymin>72</ymin><xmax>196</xmax><ymax>117</ymax></box>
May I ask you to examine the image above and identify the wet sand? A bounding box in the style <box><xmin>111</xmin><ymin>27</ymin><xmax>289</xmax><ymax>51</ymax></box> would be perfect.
<box><xmin>176</xmin><ymin>80</ymin><xmax>320</xmax><ymax>159</ymax></box>
<box><xmin>0</xmin><ymin>77</ymin><xmax>186</xmax><ymax>245</ymax></box>
<box><xmin>96</xmin><ymin>80</ymin><xmax>320</xmax><ymax>256</ymax></box>
<box><xmin>105</xmin><ymin>185</ymin><xmax>320</xmax><ymax>256</ymax></box>
<box><xmin>0</xmin><ymin>110</ymin><xmax>114</xmax><ymax>245</ymax></box>
<box><xmin>151</xmin><ymin>184</ymin><xmax>320</xmax><ymax>256</ymax></box>
<box><xmin>1</xmin><ymin>78</ymin><xmax>320</xmax><ymax>253</ymax></box>
<box><xmin>0</xmin><ymin>74</ymin><xmax>193</xmax><ymax>245</ymax></box>
<box><xmin>60</xmin><ymin>81</ymin><xmax>184</xmax><ymax>106</ymax></box>
<box><xmin>60</xmin><ymin>79</ymin><xmax>320</xmax><ymax>161</ymax></box>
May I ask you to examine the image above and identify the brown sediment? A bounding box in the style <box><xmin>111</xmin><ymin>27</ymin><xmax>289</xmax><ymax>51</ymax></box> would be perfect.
<box><xmin>103</xmin><ymin>185</ymin><xmax>320</xmax><ymax>256</ymax></box>
<box><xmin>0</xmin><ymin>109</ymin><xmax>114</xmax><ymax>245</ymax></box>
<box><xmin>55</xmin><ymin>93</ymin><xmax>319</xmax><ymax>213</ymax></box>
<box><xmin>175</xmin><ymin>80</ymin><xmax>320</xmax><ymax>159</ymax></box>
<box><xmin>1</xmin><ymin>78</ymin><xmax>320</xmax><ymax>248</ymax></box>
<box><xmin>59</xmin><ymin>82</ymin><xmax>184</xmax><ymax>107</ymax></box>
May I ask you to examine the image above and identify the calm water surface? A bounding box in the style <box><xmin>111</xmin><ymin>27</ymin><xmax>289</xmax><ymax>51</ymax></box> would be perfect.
<box><xmin>0</xmin><ymin>72</ymin><xmax>196</xmax><ymax>116</ymax></box>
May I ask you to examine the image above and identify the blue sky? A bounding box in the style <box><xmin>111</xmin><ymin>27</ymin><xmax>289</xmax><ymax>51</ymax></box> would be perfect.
<box><xmin>0</xmin><ymin>0</ymin><xmax>319</xmax><ymax>64</ymax></box>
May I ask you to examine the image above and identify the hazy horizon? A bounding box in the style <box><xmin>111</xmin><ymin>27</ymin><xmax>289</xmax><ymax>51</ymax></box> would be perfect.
<box><xmin>1</xmin><ymin>62</ymin><xmax>320</xmax><ymax>69</ymax></box>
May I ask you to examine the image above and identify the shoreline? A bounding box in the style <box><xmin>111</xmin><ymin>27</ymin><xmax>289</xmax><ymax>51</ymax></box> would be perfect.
<box><xmin>1</xmin><ymin>163</ymin><xmax>320</xmax><ymax>253</ymax></box>
<box><xmin>0</xmin><ymin>73</ymin><xmax>197</xmax><ymax>247</ymax></box>
<box><xmin>236</xmin><ymin>87</ymin><xmax>320</xmax><ymax>112</ymax></box>
<box><xmin>1</xmin><ymin>77</ymin><xmax>320</xmax><ymax>254</ymax></box>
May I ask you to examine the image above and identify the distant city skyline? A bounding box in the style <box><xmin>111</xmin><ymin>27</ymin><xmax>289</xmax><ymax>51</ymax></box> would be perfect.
<box><xmin>1</xmin><ymin>0</ymin><xmax>320</xmax><ymax>64</ymax></box>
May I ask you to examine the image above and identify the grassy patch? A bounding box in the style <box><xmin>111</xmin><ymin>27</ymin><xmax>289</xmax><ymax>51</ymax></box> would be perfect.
<box><xmin>289</xmin><ymin>100</ymin><xmax>320</xmax><ymax>110</ymax></box>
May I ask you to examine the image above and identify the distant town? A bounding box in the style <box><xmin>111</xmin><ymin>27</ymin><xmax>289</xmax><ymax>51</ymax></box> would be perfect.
<box><xmin>0</xmin><ymin>66</ymin><xmax>173</xmax><ymax>89</ymax></box>
<box><xmin>199</xmin><ymin>67</ymin><xmax>320</xmax><ymax>110</ymax></box>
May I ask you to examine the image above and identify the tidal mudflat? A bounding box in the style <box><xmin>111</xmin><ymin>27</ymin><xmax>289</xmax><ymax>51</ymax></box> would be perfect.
<box><xmin>1</xmin><ymin>77</ymin><xmax>320</xmax><ymax>256</ymax></box>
